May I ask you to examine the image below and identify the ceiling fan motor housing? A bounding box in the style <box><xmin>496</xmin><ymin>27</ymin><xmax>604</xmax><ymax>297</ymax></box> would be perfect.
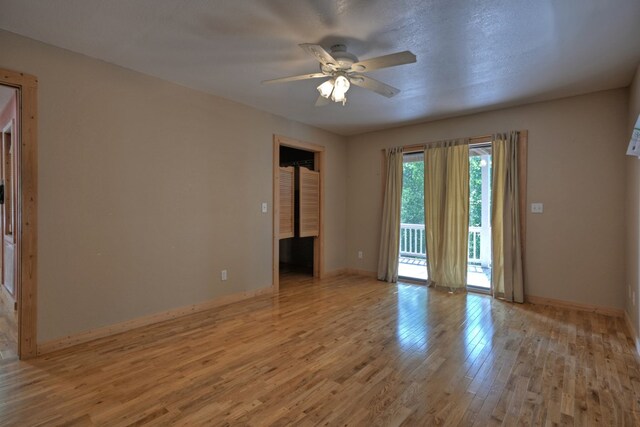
<box><xmin>320</xmin><ymin>44</ymin><xmax>358</xmax><ymax>72</ymax></box>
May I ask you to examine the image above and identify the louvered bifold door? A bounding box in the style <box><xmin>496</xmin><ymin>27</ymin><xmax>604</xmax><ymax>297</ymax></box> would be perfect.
<box><xmin>279</xmin><ymin>166</ymin><xmax>295</xmax><ymax>239</ymax></box>
<box><xmin>298</xmin><ymin>167</ymin><xmax>320</xmax><ymax>237</ymax></box>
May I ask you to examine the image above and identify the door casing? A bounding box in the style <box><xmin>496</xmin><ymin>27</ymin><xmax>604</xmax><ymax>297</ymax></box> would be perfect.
<box><xmin>272</xmin><ymin>135</ymin><xmax>324</xmax><ymax>290</ymax></box>
<box><xmin>0</xmin><ymin>68</ymin><xmax>38</xmax><ymax>359</ymax></box>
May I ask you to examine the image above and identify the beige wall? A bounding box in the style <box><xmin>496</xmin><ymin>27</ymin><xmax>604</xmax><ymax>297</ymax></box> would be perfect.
<box><xmin>0</xmin><ymin>28</ymin><xmax>633</xmax><ymax>344</ymax></box>
<box><xmin>0</xmin><ymin>30</ymin><xmax>348</xmax><ymax>343</ymax></box>
<box><xmin>626</xmin><ymin>65</ymin><xmax>640</xmax><ymax>339</ymax></box>
<box><xmin>347</xmin><ymin>89</ymin><xmax>628</xmax><ymax>310</ymax></box>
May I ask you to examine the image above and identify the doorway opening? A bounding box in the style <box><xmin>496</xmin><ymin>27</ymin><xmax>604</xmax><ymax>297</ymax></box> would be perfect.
<box><xmin>0</xmin><ymin>85</ymin><xmax>18</xmax><ymax>362</ymax></box>
<box><xmin>278</xmin><ymin>146</ymin><xmax>315</xmax><ymax>279</ymax></box>
<box><xmin>272</xmin><ymin>135</ymin><xmax>324</xmax><ymax>291</ymax></box>
<box><xmin>0</xmin><ymin>69</ymin><xmax>38</xmax><ymax>360</ymax></box>
<box><xmin>396</xmin><ymin>145</ymin><xmax>493</xmax><ymax>291</ymax></box>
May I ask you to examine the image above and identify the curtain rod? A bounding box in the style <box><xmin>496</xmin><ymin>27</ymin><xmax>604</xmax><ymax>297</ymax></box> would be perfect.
<box><xmin>398</xmin><ymin>134</ymin><xmax>493</xmax><ymax>154</ymax></box>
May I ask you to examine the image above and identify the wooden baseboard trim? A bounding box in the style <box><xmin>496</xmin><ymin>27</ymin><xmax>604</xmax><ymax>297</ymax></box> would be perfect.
<box><xmin>346</xmin><ymin>268</ymin><xmax>377</xmax><ymax>278</ymax></box>
<box><xmin>624</xmin><ymin>310</ymin><xmax>640</xmax><ymax>357</ymax></box>
<box><xmin>323</xmin><ymin>268</ymin><xmax>348</xmax><ymax>278</ymax></box>
<box><xmin>526</xmin><ymin>295</ymin><xmax>623</xmax><ymax>318</ymax></box>
<box><xmin>37</xmin><ymin>285</ymin><xmax>274</xmax><ymax>356</ymax></box>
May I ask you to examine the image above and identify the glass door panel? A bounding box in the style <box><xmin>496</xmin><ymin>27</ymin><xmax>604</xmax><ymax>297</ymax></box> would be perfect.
<box><xmin>398</xmin><ymin>152</ymin><xmax>427</xmax><ymax>281</ymax></box>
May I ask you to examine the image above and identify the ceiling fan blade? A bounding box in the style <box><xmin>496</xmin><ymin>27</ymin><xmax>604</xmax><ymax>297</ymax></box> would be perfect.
<box><xmin>350</xmin><ymin>75</ymin><xmax>401</xmax><ymax>98</ymax></box>
<box><xmin>262</xmin><ymin>72</ymin><xmax>327</xmax><ymax>84</ymax></box>
<box><xmin>299</xmin><ymin>44</ymin><xmax>338</xmax><ymax>69</ymax></box>
<box><xmin>350</xmin><ymin>51</ymin><xmax>416</xmax><ymax>72</ymax></box>
<box><xmin>315</xmin><ymin>95</ymin><xmax>330</xmax><ymax>107</ymax></box>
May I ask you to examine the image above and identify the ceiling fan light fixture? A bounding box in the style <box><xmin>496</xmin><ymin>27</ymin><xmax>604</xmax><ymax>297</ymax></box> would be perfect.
<box><xmin>331</xmin><ymin>75</ymin><xmax>350</xmax><ymax>105</ymax></box>
<box><xmin>317</xmin><ymin>79</ymin><xmax>334</xmax><ymax>98</ymax></box>
<box><xmin>334</xmin><ymin>75</ymin><xmax>350</xmax><ymax>92</ymax></box>
<box><xmin>331</xmin><ymin>88</ymin><xmax>347</xmax><ymax>105</ymax></box>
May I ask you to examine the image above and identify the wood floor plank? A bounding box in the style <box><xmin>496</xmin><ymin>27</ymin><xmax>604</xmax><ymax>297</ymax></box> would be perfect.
<box><xmin>0</xmin><ymin>273</ymin><xmax>638</xmax><ymax>426</ymax></box>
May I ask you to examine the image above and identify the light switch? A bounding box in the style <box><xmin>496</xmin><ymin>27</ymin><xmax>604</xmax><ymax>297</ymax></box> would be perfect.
<box><xmin>261</xmin><ymin>202</ymin><xmax>268</xmax><ymax>213</ymax></box>
<box><xmin>531</xmin><ymin>203</ymin><xmax>544</xmax><ymax>214</ymax></box>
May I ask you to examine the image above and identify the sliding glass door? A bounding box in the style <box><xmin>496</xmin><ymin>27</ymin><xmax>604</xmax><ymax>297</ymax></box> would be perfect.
<box><xmin>467</xmin><ymin>145</ymin><xmax>492</xmax><ymax>289</ymax></box>
<box><xmin>398</xmin><ymin>152</ymin><xmax>427</xmax><ymax>280</ymax></box>
<box><xmin>397</xmin><ymin>146</ymin><xmax>493</xmax><ymax>290</ymax></box>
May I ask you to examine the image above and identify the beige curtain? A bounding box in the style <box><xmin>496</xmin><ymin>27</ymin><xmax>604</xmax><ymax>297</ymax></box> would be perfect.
<box><xmin>491</xmin><ymin>131</ymin><xmax>524</xmax><ymax>302</ymax></box>
<box><xmin>424</xmin><ymin>140</ymin><xmax>470</xmax><ymax>289</ymax></box>
<box><xmin>377</xmin><ymin>147</ymin><xmax>403</xmax><ymax>282</ymax></box>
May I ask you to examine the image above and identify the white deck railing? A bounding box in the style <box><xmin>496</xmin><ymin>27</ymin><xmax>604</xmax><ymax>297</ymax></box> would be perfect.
<box><xmin>400</xmin><ymin>223</ymin><xmax>489</xmax><ymax>266</ymax></box>
<box><xmin>468</xmin><ymin>226</ymin><xmax>481</xmax><ymax>264</ymax></box>
<box><xmin>399</xmin><ymin>223</ymin><xmax>426</xmax><ymax>257</ymax></box>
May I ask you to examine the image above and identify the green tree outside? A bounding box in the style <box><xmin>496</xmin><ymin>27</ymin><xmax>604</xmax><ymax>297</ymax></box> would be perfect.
<box><xmin>401</xmin><ymin>161</ymin><xmax>424</xmax><ymax>224</ymax></box>
<box><xmin>468</xmin><ymin>156</ymin><xmax>482</xmax><ymax>227</ymax></box>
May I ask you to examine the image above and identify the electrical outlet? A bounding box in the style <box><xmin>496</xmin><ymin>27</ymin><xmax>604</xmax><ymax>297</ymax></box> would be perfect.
<box><xmin>261</xmin><ymin>202</ymin><xmax>268</xmax><ymax>213</ymax></box>
<box><xmin>531</xmin><ymin>203</ymin><xmax>544</xmax><ymax>214</ymax></box>
<box><xmin>358</xmin><ymin>251</ymin><xmax>363</xmax><ymax>259</ymax></box>
<box><xmin>221</xmin><ymin>270</ymin><xmax>228</xmax><ymax>281</ymax></box>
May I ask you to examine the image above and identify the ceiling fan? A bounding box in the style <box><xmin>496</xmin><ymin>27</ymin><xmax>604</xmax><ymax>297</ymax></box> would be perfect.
<box><xmin>262</xmin><ymin>44</ymin><xmax>416</xmax><ymax>106</ymax></box>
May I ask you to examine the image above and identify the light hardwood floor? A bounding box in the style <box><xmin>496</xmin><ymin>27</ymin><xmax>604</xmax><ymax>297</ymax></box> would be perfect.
<box><xmin>0</xmin><ymin>274</ymin><xmax>638</xmax><ymax>425</ymax></box>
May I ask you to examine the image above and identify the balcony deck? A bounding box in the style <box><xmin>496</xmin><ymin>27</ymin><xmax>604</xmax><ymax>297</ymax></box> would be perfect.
<box><xmin>398</xmin><ymin>256</ymin><xmax>491</xmax><ymax>289</ymax></box>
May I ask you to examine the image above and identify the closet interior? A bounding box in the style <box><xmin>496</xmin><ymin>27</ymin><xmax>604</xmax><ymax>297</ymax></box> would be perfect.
<box><xmin>278</xmin><ymin>145</ymin><xmax>320</xmax><ymax>278</ymax></box>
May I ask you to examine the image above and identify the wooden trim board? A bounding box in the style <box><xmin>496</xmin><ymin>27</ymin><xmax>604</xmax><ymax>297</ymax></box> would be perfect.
<box><xmin>346</xmin><ymin>269</ymin><xmax>626</xmax><ymax>322</ymax></box>
<box><xmin>346</xmin><ymin>268</ymin><xmax>377</xmax><ymax>278</ymax></box>
<box><xmin>272</xmin><ymin>135</ymin><xmax>325</xmax><ymax>291</ymax></box>
<box><xmin>322</xmin><ymin>268</ymin><xmax>348</xmax><ymax>278</ymax></box>
<box><xmin>275</xmin><ymin>134</ymin><xmax>325</xmax><ymax>153</ymax></box>
<box><xmin>38</xmin><ymin>286</ymin><xmax>274</xmax><ymax>355</ymax></box>
<box><xmin>526</xmin><ymin>295</ymin><xmax>623</xmax><ymax>318</ymax></box>
<box><xmin>272</xmin><ymin>140</ymin><xmax>280</xmax><ymax>291</ymax></box>
<box><xmin>313</xmin><ymin>149</ymin><xmax>325</xmax><ymax>279</ymax></box>
<box><xmin>0</xmin><ymin>68</ymin><xmax>38</xmax><ymax>359</ymax></box>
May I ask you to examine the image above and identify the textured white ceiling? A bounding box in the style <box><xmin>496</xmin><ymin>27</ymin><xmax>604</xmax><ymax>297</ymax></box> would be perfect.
<box><xmin>0</xmin><ymin>0</ymin><xmax>639</xmax><ymax>135</ymax></box>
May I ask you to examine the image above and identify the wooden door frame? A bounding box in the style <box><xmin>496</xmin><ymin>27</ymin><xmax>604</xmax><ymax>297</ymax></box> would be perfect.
<box><xmin>0</xmin><ymin>68</ymin><xmax>38</xmax><ymax>359</ymax></box>
<box><xmin>272</xmin><ymin>135</ymin><xmax>324</xmax><ymax>291</ymax></box>
<box><xmin>1</xmin><ymin>120</ymin><xmax>16</xmax><ymax>298</ymax></box>
<box><xmin>0</xmin><ymin>125</ymin><xmax>4</xmax><ymax>287</ymax></box>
